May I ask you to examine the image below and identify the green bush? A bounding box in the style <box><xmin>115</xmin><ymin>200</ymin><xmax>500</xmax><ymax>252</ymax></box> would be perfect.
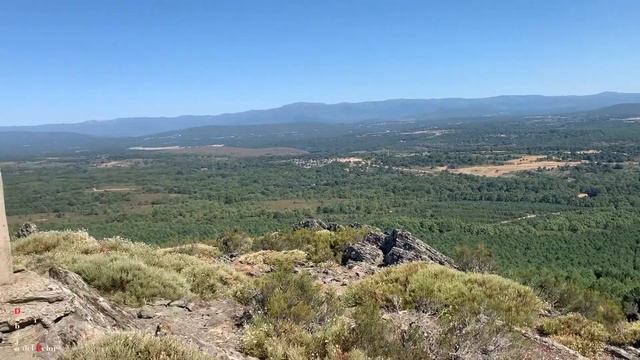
<box><xmin>538</xmin><ymin>313</ymin><xmax>609</xmax><ymax>357</ymax></box>
<box><xmin>243</xmin><ymin>265</ymin><xmax>341</xmax><ymax>325</ymax></box>
<box><xmin>517</xmin><ymin>270</ymin><xmax>625</xmax><ymax>325</ymax></box>
<box><xmin>66</xmin><ymin>254</ymin><xmax>190</xmax><ymax>305</ymax></box>
<box><xmin>14</xmin><ymin>230</ymin><xmax>98</xmax><ymax>256</ymax></box>
<box><xmin>13</xmin><ymin>231</ymin><xmax>246</xmax><ymax>305</ymax></box>
<box><xmin>240</xmin><ymin>265</ymin><xmax>347</xmax><ymax>359</ymax></box>
<box><xmin>214</xmin><ymin>229</ymin><xmax>253</xmax><ymax>255</ymax></box>
<box><xmin>253</xmin><ymin>227</ymin><xmax>367</xmax><ymax>263</ymax></box>
<box><xmin>345</xmin><ymin>262</ymin><xmax>542</xmax><ymax>327</ymax></box>
<box><xmin>159</xmin><ymin>243</ymin><xmax>221</xmax><ymax>259</ymax></box>
<box><xmin>609</xmin><ymin>321</ymin><xmax>640</xmax><ymax>347</ymax></box>
<box><xmin>235</xmin><ymin>250</ymin><xmax>307</xmax><ymax>270</ymax></box>
<box><xmin>58</xmin><ymin>332</ymin><xmax>215</xmax><ymax>360</ymax></box>
<box><xmin>454</xmin><ymin>243</ymin><xmax>497</xmax><ymax>273</ymax></box>
<box><xmin>345</xmin><ymin>301</ymin><xmax>432</xmax><ymax>359</ymax></box>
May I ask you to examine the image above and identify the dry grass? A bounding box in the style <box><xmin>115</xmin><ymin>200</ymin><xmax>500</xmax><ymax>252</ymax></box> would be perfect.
<box><xmin>236</xmin><ymin>250</ymin><xmax>307</xmax><ymax>267</ymax></box>
<box><xmin>345</xmin><ymin>262</ymin><xmax>543</xmax><ymax>327</ymax></box>
<box><xmin>447</xmin><ymin>155</ymin><xmax>581</xmax><ymax>177</ymax></box>
<box><xmin>58</xmin><ymin>332</ymin><xmax>215</xmax><ymax>360</ymax></box>
<box><xmin>537</xmin><ymin>313</ymin><xmax>609</xmax><ymax>357</ymax></box>
<box><xmin>13</xmin><ymin>231</ymin><xmax>246</xmax><ymax>305</ymax></box>
<box><xmin>159</xmin><ymin>243</ymin><xmax>221</xmax><ymax>260</ymax></box>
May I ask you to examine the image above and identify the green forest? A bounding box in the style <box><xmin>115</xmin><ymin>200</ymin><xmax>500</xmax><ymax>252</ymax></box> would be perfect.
<box><xmin>3</xmin><ymin>112</ymin><xmax>640</xmax><ymax>326</ymax></box>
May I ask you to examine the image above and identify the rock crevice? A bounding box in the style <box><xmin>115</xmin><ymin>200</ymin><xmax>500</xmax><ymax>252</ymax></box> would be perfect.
<box><xmin>342</xmin><ymin>229</ymin><xmax>457</xmax><ymax>268</ymax></box>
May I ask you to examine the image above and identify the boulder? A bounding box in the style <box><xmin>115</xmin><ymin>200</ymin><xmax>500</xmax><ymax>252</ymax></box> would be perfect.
<box><xmin>342</xmin><ymin>241</ymin><xmax>383</xmax><ymax>266</ymax></box>
<box><xmin>294</xmin><ymin>218</ymin><xmax>328</xmax><ymax>231</ymax></box>
<box><xmin>15</xmin><ymin>223</ymin><xmax>38</xmax><ymax>239</ymax></box>
<box><xmin>137</xmin><ymin>306</ymin><xmax>155</xmax><ymax>319</ymax></box>
<box><xmin>341</xmin><ymin>229</ymin><xmax>457</xmax><ymax>269</ymax></box>
<box><xmin>382</xmin><ymin>230</ymin><xmax>457</xmax><ymax>267</ymax></box>
<box><xmin>325</xmin><ymin>222</ymin><xmax>345</xmax><ymax>232</ymax></box>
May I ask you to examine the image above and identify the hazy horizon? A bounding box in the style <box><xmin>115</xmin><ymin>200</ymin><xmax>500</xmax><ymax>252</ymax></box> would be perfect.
<box><xmin>1</xmin><ymin>90</ymin><xmax>639</xmax><ymax>128</ymax></box>
<box><xmin>2</xmin><ymin>0</ymin><xmax>640</xmax><ymax>125</ymax></box>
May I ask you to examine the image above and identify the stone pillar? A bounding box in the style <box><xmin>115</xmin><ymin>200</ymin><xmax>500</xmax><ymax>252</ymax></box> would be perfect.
<box><xmin>0</xmin><ymin>170</ymin><xmax>13</xmax><ymax>285</ymax></box>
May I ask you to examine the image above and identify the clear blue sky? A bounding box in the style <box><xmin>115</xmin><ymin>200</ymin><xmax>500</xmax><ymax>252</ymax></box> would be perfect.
<box><xmin>1</xmin><ymin>0</ymin><xmax>639</xmax><ymax>125</ymax></box>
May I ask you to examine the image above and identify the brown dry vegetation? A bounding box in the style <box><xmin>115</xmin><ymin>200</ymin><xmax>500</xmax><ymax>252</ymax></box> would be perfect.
<box><xmin>12</xmin><ymin>231</ymin><xmax>246</xmax><ymax>305</ymax></box>
<box><xmin>446</xmin><ymin>155</ymin><xmax>581</xmax><ymax>177</ymax></box>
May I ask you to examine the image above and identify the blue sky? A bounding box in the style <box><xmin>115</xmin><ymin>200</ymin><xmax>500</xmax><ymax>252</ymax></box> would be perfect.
<box><xmin>1</xmin><ymin>0</ymin><xmax>639</xmax><ymax>125</ymax></box>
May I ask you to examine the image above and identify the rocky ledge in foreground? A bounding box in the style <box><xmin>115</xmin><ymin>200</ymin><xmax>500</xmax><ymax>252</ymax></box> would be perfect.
<box><xmin>0</xmin><ymin>268</ymin><xmax>250</xmax><ymax>360</ymax></box>
<box><xmin>0</xmin><ymin>268</ymin><xmax>136</xmax><ymax>360</ymax></box>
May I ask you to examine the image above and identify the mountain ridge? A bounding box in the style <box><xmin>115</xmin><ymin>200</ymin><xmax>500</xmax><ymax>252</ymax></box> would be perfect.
<box><xmin>3</xmin><ymin>92</ymin><xmax>640</xmax><ymax>137</ymax></box>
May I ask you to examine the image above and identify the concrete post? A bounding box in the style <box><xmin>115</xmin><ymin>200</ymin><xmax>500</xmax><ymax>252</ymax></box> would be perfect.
<box><xmin>0</xmin><ymin>170</ymin><xmax>13</xmax><ymax>284</ymax></box>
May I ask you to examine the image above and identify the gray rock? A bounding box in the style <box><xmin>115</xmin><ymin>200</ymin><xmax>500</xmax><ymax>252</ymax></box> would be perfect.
<box><xmin>382</xmin><ymin>229</ymin><xmax>457</xmax><ymax>268</ymax></box>
<box><xmin>137</xmin><ymin>306</ymin><xmax>155</xmax><ymax>319</ymax></box>
<box><xmin>169</xmin><ymin>299</ymin><xmax>193</xmax><ymax>311</ymax></box>
<box><xmin>342</xmin><ymin>241</ymin><xmax>383</xmax><ymax>266</ymax></box>
<box><xmin>15</xmin><ymin>222</ymin><xmax>38</xmax><ymax>238</ymax></box>
<box><xmin>0</xmin><ymin>268</ymin><xmax>138</xmax><ymax>359</ymax></box>
<box><xmin>341</xmin><ymin>228</ymin><xmax>457</xmax><ymax>269</ymax></box>
<box><xmin>152</xmin><ymin>298</ymin><xmax>171</xmax><ymax>306</ymax></box>
<box><xmin>7</xmin><ymin>290</ymin><xmax>65</xmax><ymax>304</ymax></box>
<box><xmin>326</xmin><ymin>222</ymin><xmax>344</xmax><ymax>232</ymax></box>
<box><xmin>294</xmin><ymin>218</ymin><xmax>328</xmax><ymax>231</ymax></box>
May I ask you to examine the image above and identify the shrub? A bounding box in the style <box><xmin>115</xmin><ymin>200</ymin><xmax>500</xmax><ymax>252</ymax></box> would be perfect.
<box><xmin>235</xmin><ymin>250</ymin><xmax>307</xmax><ymax>270</ymax></box>
<box><xmin>346</xmin><ymin>301</ymin><xmax>432</xmax><ymax>359</ymax></box>
<box><xmin>454</xmin><ymin>243</ymin><xmax>497</xmax><ymax>273</ymax></box>
<box><xmin>66</xmin><ymin>254</ymin><xmax>191</xmax><ymax>305</ymax></box>
<box><xmin>246</xmin><ymin>265</ymin><xmax>341</xmax><ymax>325</ymax></box>
<box><xmin>240</xmin><ymin>265</ymin><xmax>349</xmax><ymax>359</ymax></box>
<box><xmin>253</xmin><ymin>227</ymin><xmax>367</xmax><ymax>263</ymax></box>
<box><xmin>345</xmin><ymin>262</ymin><xmax>542</xmax><ymax>327</ymax></box>
<box><xmin>159</xmin><ymin>243</ymin><xmax>221</xmax><ymax>260</ymax></box>
<box><xmin>518</xmin><ymin>270</ymin><xmax>625</xmax><ymax>325</ymax></box>
<box><xmin>537</xmin><ymin>313</ymin><xmax>609</xmax><ymax>357</ymax></box>
<box><xmin>13</xmin><ymin>230</ymin><xmax>246</xmax><ymax>305</ymax></box>
<box><xmin>214</xmin><ymin>229</ymin><xmax>253</xmax><ymax>255</ymax></box>
<box><xmin>181</xmin><ymin>262</ymin><xmax>246</xmax><ymax>300</ymax></box>
<box><xmin>13</xmin><ymin>230</ymin><xmax>97</xmax><ymax>255</ymax></box>
<box><xmin>609</xmin><ymin>321</ymin><xmax>640</xmax><ymax>347</ymax></box>
<box><xmin>58</xmin><ymin>332</ymin><xmax>215</xmax><ymax>360</ymax></box>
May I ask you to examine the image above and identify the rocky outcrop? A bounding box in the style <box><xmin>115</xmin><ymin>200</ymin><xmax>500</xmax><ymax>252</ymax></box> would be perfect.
<box><xmin>382</xmin><ymin>229</ymin><xmax>457</xmax><ymax>267</ymax></box>
<box><xmin>15</xmin><ymin>223</ymin><xmax>38</xmax><ymax>239</ymax></box>
<box><xmin>0</xmin><ymin>268</ymin><xmax>137</xmax><ymax>359</ymax></box>
<box><xmin>342</xmin><ymin>229</ymin><xmax>457</xmax><ymax>269</ymax></box>
<box><xmin>0</xmin><ymin>268</ymin><xmax>253</xmax><ymax>359</ymax></box>
<box><xmin>342</xmin><ymin>241</ymin><xmax>383</xmax><ymax>265</ymax></box>
<box><xmin>294</xmin><ymin>218</ymin><xmax>329</xmax><ymax>231</ymax></box>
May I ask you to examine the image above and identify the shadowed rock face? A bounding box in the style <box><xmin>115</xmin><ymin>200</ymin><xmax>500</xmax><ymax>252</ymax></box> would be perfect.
<box><xmin>342</xmin><ymin>229</ymin><xmax>457</xmax><ymax>269</ymax></box>
<box><xmin>0</xmin><ymin>171</ymin><xmax>13</xmax><ymax>285</ymax></box>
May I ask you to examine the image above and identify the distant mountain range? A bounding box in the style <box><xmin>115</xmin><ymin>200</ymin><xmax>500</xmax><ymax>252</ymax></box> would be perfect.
<box><xmin>2</xmin><ymin>100</ymin><xmax>640</xmax><ymax>161</ymax></box>
<box><xmin>3</xmin><ymin>92</ymin><xmax>640</xmax><ymax>137</ymax></box>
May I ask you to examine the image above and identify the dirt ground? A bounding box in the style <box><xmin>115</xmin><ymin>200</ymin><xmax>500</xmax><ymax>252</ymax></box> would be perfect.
<box><xmin>447</xmin><ymin>155</ymin><xmax>581</xmax><ymax>177</ymax></box>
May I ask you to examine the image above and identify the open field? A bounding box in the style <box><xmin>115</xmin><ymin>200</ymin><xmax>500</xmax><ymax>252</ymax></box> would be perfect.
<box><xmin>447</xmin><ymin>155</ymin><xmax>581</xmax><ymax>177</ymax></box>
<box><xmin>95</xmin><ymin>159</ymin><xmax>146</xmax><ymax>168</ymax></box>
